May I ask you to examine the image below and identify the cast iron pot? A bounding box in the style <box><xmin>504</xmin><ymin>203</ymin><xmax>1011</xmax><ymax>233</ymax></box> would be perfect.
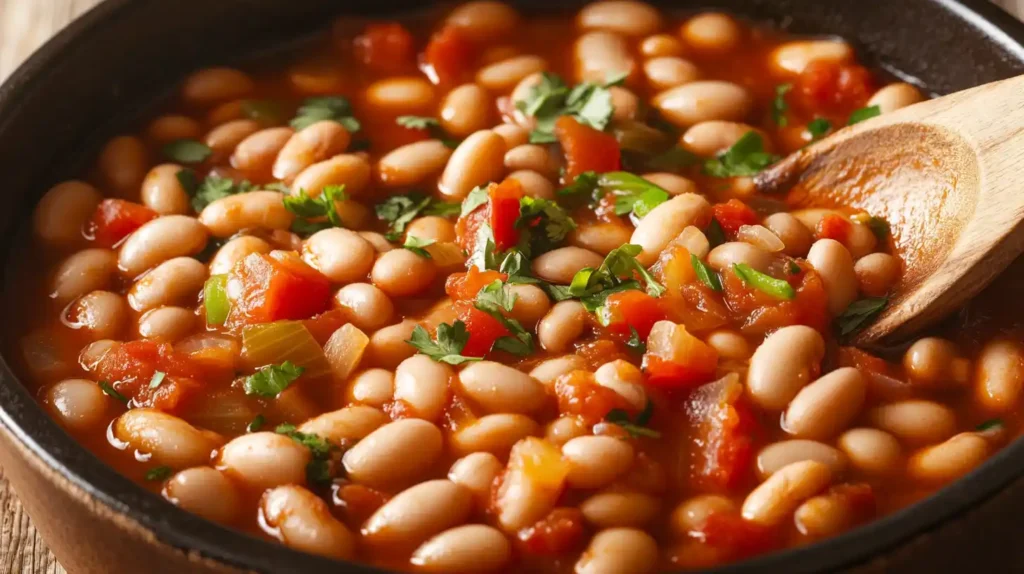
<box><xmin>2</xmin><ymin>0</ymin><xmax>1024</xmax><ymax>572</ymax></box>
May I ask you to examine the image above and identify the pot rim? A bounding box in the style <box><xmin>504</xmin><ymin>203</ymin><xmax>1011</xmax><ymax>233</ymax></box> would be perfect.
<box><xmin>2</xmin><ymin>0</ymin><xmax>1024</xmax><ymax>572</ymax></box>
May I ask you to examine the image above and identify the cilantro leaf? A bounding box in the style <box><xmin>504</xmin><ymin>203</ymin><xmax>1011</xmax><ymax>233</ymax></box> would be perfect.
<box><xmin>474</xmin><ymin>280</ymin><xmax>535</xmax><ymax>356</ymax></box>
<box><xmin>461</xmin><ymin>185</ymin><xmax>491</xmax><ymax>216</ymax></box>
<box><xmin>703</xmin><ymin>132</ymin><xmax>780</xmax><ymax>178</ymax></box>
<box><xmin>374</xmin><ymin>193</ymin><xmax>459</xmax><ymax>242</ymax></box>
<box><xmin>977</xmin><ymin>418</ymin><xmax>1005</xmax><ymax>432</ymax></box>
<box><xmin>190</xmin><ymin>176</ymin><xmax>253</xmax><ymax>212</ymax></box>
<box><xmin>706</xmin><ymin>218</ymin><xmax>726</xmax><ymax>248</ymax></box>
<box><xmin>403</xmin><ymin>235</ymin><xmax>435</xmax><ymax>258</ymax></box>
<box><xmin>601</xmin><ymin>172</ymin><xmax>670</xmax><ymax>218</ymax></box>
<box><xmin>691</xmin><ymin>254</ymin><xmax>723</xmax><ymax>292</ymax></box>
<box><xmin>605</xmin><ymin>400</ymin><xmax>661</xmax><ymax>438</ymax></box>
<box><xmin>244</xmin><ymin>361</ymin><xmax>305</xmax><ymax>397</ymax></box>
<box><xmin>865</xmin><ymin>216</ymin><xmax>890</xmax><ymax>241</ymax></box>
<box><xmin>99</xmin><ymin>381</ymin><xmax>128</xmax><ymax>404</ymax></box>
<box><xmin>807</xmin><ymin>118</ymin><xmax>832</xmax><ymax>140</ymax></box>
<box><xmin>396</xmin><ymin>116</ymin><xmax>461</xmax><ymax>148</ymax></box>
<box><xmin>163</xmin><ymin>139</ymin><xmax>212</xmax><ymax>164</ymax></box>
<box><xmin>771</xmin><ymin>83</ymin><xmax>792</xmax><ymax>127</ymax></box>
<box><xmin>836</xmin><ymin>297</ymin><xmax>888</xmax><ymax>337</ymax></box>
<box><xmin>291</xmin><ymin>96</ymin><xmax>361</xmax><ymax>132</ymax></box>
<box><xmin>283</xmin><ymin>185</ymin><xmax>346</xmax><ymax>235</ymax></box>
<box><xmin>247</xmin><ymin>414</ymin><xmax>266</xmax><ymax>433</ymax></box>
<box><xmin>733</xmin><ymin>263</ymin><xmax>795</xmax><ymax>300</ymax></box>
<box><xmin>516</xmin><ymin>196</ymin><xmax>576</xmax><ymax>253</ymax></box>
<box><xmin>275</xmin><ymin>424</ymin><xmax>337</xmax><ymax>485</ymax></box>
<box><xmin>145</xmin><ymin>466</ymin><xmax>173</xmax><ymax>481</ymax></box>
<box><xmin>848</xmin><ymin>105</ymin><xmax>881</xmax><ymax>125</ymax></box>
<box><xmin>406</xmin><ymin>322</ymin><xmax>482</xmax><ymax>365</ymax></box>
<box><xmin>516</xmin><ymin>72</ymin><xmax>617</xmax><ymax>143</ymax></box>
<box><xmin>565</xmin><ymin>244</ymin><xmax>665</xmax><ymax>316</ymax></box>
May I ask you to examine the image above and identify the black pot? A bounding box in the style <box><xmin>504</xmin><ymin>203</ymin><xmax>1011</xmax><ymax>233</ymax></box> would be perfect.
<box><xmin>2</xmin><ymin>1</ymin><xmax>1023</xmax><ymax>572</ymax></box>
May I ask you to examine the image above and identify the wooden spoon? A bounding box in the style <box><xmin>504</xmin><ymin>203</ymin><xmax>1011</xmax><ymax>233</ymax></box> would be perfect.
<box><xmin>755</xmin><ymin>74</ymin><xmax>1024</xmax><ymax>344</ymax></box>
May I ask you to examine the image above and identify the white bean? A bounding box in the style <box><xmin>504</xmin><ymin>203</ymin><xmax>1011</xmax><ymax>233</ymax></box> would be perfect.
<box><xmin>301</xmin><ymin>228</ymin><xmax>375</xmax><ymax>284</ymax></box>
<box><xmin>114</xmin><ymin>408</ymin><xmax>222</xmax><ymax>468</ymax></box>
<box><xmin>868</xmin><ymin>82</ymin><xmax>925</xmax><ymax>114</ymax></box>
<box><xmin>33</xmin><ymin>181</ymin><xmax>102</xmax><ymax>246</ymax></box>
<box><xmin>747</xmin><ymin>325</ymin><xmax>825</xmax><ymax>410</ymax></box>
<box><xmin>163</xmin><ymin>467</ymin><xmax>240</xmax><ymax>524</ymax></box>
<box><xmin>363</xmin><ymin>480</ymin><xmax>473</xmax><ymax>547</ymax></box>
<box><xmin>742</xmin><ymin>460</ymin><xmax>832</xmax><ymax>526</ymax></box>
<box><xmin>837</xmin><ymin>428</ymin><xmax>903</xmax><ymax>475</ymax></box>
<box><xmin>199</xmin><ymin>191</ymin><xmax>293</xmax><ymax>238</ymax></box>
<box><xmin>217</xmin><ymin>432</ymin><xmax>310</xmax><ymax>490</ymax></box>
<box><xmin>784</xmin><ymin>367</ymin><xmax>867</xmax><ymax>439</ymax></box>
<box><xmin>653</xmin><ymin>81</ymin><xmax>752</xmax><ymax>128</ymax></box>
<box><xmin>772</xmin><ymin>40</ymin><xmax>853</xmax><ymax>74</ymax></box>
<box><xmin>45</xmin><ymin>379</ymin><xmax>112</xmax><ymax>431</ymax></box>
<box><xmin>908</xmin><ymin>433</ymin><xmax>990</xmax><ymax>482</ymax></box>
<box><xmin>69</xmin><ymin>290</ymin><xmax>128</xmax><ymax>340</ymax></box>
<box><xmin>411</xmin><ymin>524</ymin><xmax>512</xmax><ymax>573</ymax></box>
<box><xmin>458</xmin><ymin>361</ymin><xmax>548</xmax><ymax>414</ymax></box>
<box><xmin>342</xmin><ymin>419</ymin><xmax>443</xmax><ymax>487</ymax></box>
<box><xmin>578</xmin><ymin>1</ymin><xmax>661</xmax><ymax>36</ymax></box>
<box><xmin>261</xmin><ymin>485</ymin><xmax>355</xmax><ymax>559</ymax></box>
<box><xmin>975</xmin><ymin>339</ymin><xmax>1024</xmax><ymax>413</ymax></box>
<box><xmin>118</xmin><ymin>216</ymin><xmax>208</xmax><ymax>277</ymax></box>
<box><xmin>138</xmin><ymin>306</ymin><xmax>196</xmax><ymax>342</ymax></box>
<box><xmin>297</xmin><ymin>405</ymin><xmax>389</xmax><ymax>444</ymax></box>
<box><xmin>630</xmin><ymin>193</ymin><xmax>711</xmax><ymax>265</ymax></box>
<box><xmin>707</xmin><ymin>241</ymin><xmax>771</xmax><ymax>273</ymax></box>
<box><xmin>866</xmin><ymin>400</ymin><xmax>956</xmax><ymax>444</ymax></box>
<box><xmin>439</xmin><ymin>130</ymin><xmax>506</xmax><ymax>200</ymax></box>
<box><xmin>575</xmin><ymin>528</ymin><xmax>658</xmax><ymax>574</ymax></box>
<box><xmin>272</xmin><ymin>121</ymin><xmax>351</xmax><ymax>182</ymax></box>
<box><xmin>756</xmin><ymin>440</ymin><xmax>847</xmax><ymax>479</ymax></box>
<box><xmin>51</xmin><ymin>249</ymin><xmax>118</xmax><ymax>302</ymax></box>
<box><xmin>394</xmin><ymin>354</ymin><xmax>451</xmax><ymax>422</ymax></box>
<box><xmin>562</xmin><ymin>436</ymin><xmax>634</xmax><ymax>489</ymax></box>
<box><xmin>128</xmin><ymin>257</ymin><xmax>207</xmax><ymax>312</ymax></box>
<box><xmin>575</xmin><ymin>31</ymin><xmax>637</xmax><ymax>84</ymax></box>
<box><xmin>807</xmin><ymin>239</ymin><xmax>858</xmax><ymax>316</ymax></box>
<box><xmin>448</xmin><ymin>452</ymin><xmax>503</xmax><ymax>501</ymax></box>
<box><xmin>141</xmin><ymin>164</ymin><xmax>190</xmax><ymax>215</ymax></box>
<box><xmin>209</xmin><ymin>236</ymin><xmax>271</xmax><ymax>275</ymax></box>
<box><xmin>580</xmin><ymin>490</ymin><xmax>660</xmax><ymax>527</ymax></box>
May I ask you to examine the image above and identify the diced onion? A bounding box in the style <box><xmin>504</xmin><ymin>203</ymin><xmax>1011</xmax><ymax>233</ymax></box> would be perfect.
<box><xmin>425</xmin><ymin>241</ymin><xmax>467</xmax><ymax>271</ymax></box>
<box><xmin>737</xmin><ymin>224</ymin><xmax>785</xmax><ymax>253</ymax></box>
<box><xmin>675</xmin><ymin>226</ymin><xmax>710</xmax><ymax>259</ymax></box>
<box><xmin>241</xmin><ymin>321</ymin><xmax>331</xmax><ymax>380</ymax></box>
<box><xmin>324</xmin><ymin>323</ymin><xmax>369</xmax><ymax>383</ymax></box>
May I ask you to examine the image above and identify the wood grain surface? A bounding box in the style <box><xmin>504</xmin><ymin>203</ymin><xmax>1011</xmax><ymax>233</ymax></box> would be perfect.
<box><xmin>0</xmin><ymin>0</ymin><xmax>1023</xmax><ymax>572</ymax></box>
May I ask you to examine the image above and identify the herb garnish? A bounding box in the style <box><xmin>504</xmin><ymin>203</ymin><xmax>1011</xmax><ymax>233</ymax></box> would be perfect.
<box><xmin>771</xmin><ymin>84</ymin><xmax>792</xmax><ymax>127</ymax></box>
<box><xmin>283</xmin><ymin>184</ymin><xmax>346</xmax><ymax>235</ymax></box>
<box><xmin>395</xmin><ymin>116</ymin><xmax>461</xmax><ymax>148</ymax></box>
<box><xmin>162</xmin><ymin>139</ymin><xmax>212</xmax><ymax>164</ymax></box>
<box><xmin>291</xmin><ymin>96</ymin><xmax>360</xmax><ymax>132</ymax></box>
<box><xmin>375</xmin><ymin>193</ymin><xmax>460</xmax><ymax>242</ymax></box>
<box><xmin>807</xmin><ymin>118</ymin><xmax>832</xmax><ymax>140</ymax></box>
<box><xmin>240</xmin><ymin>99</ymin><xmax>283</xmax><ymax>125</ymax></box>
<box><xmin>99</xmin><ymin>381</ymin><xmax>128</xmax><ymax>404</ymax></box>
<box><xmin>403</xmin><ymin>235</ymin><xmax>435</xmax><ymax>258</ymax></box>
<box><xmin>836</xmin><ymin>297</ymin><xmax>888</xmax><ymax>337</ymax></box>
<box><xmin>247</xmin><ymin>414</ymin><xmax>266</xmax><ymax>433</ymax></box>
<box><xmin>703</xmin><ymin>132</ymin><xmax>780</xmax><ymax>178</ymax></box>
<box><xmin>243</xmin><ymin>361</ymin><xmax>305</xmax><ymax>397</ymax></box>
<box><xmin>275</xmin><ymin>424</ymin><xmax>337</xmax><ymax>485</ymax></box>
<box><xmin>691</xmin><ymin>254</ymin><xmax>723</xmax><ymax>292</ymax></box>
<box><xmin>848</xmin><ymin>105</ymin><xmax>881</xmax><ymax>125</ymax></box>
<box><xmin>626</xmin><ymin>326</ymin><xmax>646</xmax><ymax>354</ymax></box>
<box><xmin>183</xmin><ymin>174</ymin><xmax>254</xmax><ymax>212</ymax></box>
<box><xmin>515</xmin><ymin>72</ymin><xmax>621</xmax><ymax>143</ymax></box>
<box><xmin>732</xmin><ymin>263</ymin><xmax>795</xmax><ymax>300</ymax></box>
<box><xmin>473</xmin><ymin>280</ymin><xmax>534</xmax><ymax>356</ymax></box>
<box><xmin>406</xmin><ymin>321</ymin><xmax>483</xmax><ymax>365</ymax></box>
<box><xmin>605</xmin><ymin>400</ymin><xmax>661</xmax><ymax>439</ymax></box>
<box><xmin>567</xmin><ymin>244</ymin><xmax>666</xmax><ymax>317</ymax></box>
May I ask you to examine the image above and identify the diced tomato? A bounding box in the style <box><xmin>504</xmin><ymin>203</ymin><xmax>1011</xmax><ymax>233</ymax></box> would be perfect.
<box><xmin>553</xmin><ymin>370</ymin><xmax>633</xmax><ymax>425</ymax></box>
<box><xmin>601</xmin><ymin>290</ymin><xmax>667</xmax><ymax>342</ymax></box>
<box><xmin>302</xmin><ymin>309</ymin><xmax>347</xmax><ymax>345</ymax></box>
<box><xmin>642</xmin><ymin>320</ymin><xmax>719</xmax><ymax>391</ymax></box>
<box><xmin>711</xmin><ymin>200</ymin><xmax>757</xmax><ymax>238</ymax></box>
<box><xmin>446</xmin><ymin>268</ymin><xmax>508</xmax><ymax>301</ymax></box>
<box><xmin>454</xmin><ymin>301</ymin><xmax>511</xmax><ymax>357</ymax></box>
<box><xmin>225</xmin><ymin>252</ymin><xmax>331</xmax><ymax>327</ymax></box>
<box><xmin>490</xmin><ymin>179</ymin><xmax>524</xmax><ymax>251</ymax></box>
<box><xmin>423</xmin><ymin>25</ymin><xmax>474</xmax><ymax>85</ymax></box>
<box><xmin>555</xmin><ymin>115</ymin><xmax>621</xmax><ymax>182</ymax></box>
<box><xmin>797</xmin><ymin>60</ymin><xmax>875</xmax><ymax>116</ymax></box>
<box><xmin>353</xmin><ymin>22</ymin><xmax>415</xmax><ymax>72</ymax></box>
<box><xmin>518</xmin><ymin>508</ymin><xmax>586</xmax><ymax>555</ymax></box>
<box><xmin>830</xmin><ymin>482</ymin><xmax>877</xmax><ymax>520</ymax></box>
<box><xmin>682</xmin><ymin>374</ymin><xmax>760</xmax><ymax>490</ymax></box>
<box><xmin>456</xmin><ymin>198</ymin><xmax>489</xmax><ymax>255</ymax></box>
<box><xmin>815</xmin><ymin>214</ymin><xmax>852</xmax><ymax>243</ymax></box>
<box><xmin>87</xmin><ymin>199</ymin><xmax>157</xmax><ymax>248</ymax></box>
<box><xmin>92</xmin><ymin>340</ymin><xmax>209</xmax><ymax>412</ymax></box>
<box><xmin>722</xmin><ymin>260</ymin><xmax>830</xmax><ymax>334</ymax></box>
<box><xmin>696</xmin><ymin>511</ymin><xmax>780</xmax><ymax>560</ymax></box>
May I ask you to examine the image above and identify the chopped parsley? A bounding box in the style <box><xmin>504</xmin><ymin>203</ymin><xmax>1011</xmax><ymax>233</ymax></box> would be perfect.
<box><xmin>602</xmin><ymin>172</ymin><xmax>670</xmax><ymax>218</ymax></box>
<box><xmin>291</xmin><ymin>96</ymin><xmax>360</xmax><ymax>132</ymax></box>
<box><xmin>99</xmin><ymin>381</ymin><xmax>128</xmax><ymax>404</ymax></box>
<box><xmin>691</xmin><ymin>254</ymin><xmax>723</xmax><ymax>292</ymax></box>
<box><xmin>283</xmin><ymin>184</ymin><xmax>346</xmax><ymax>235</ymax></box>
<box><xmin>406</xmin><ymin>321</ymin><xmax>482</xmax><ymax>365</ymax></box>
<box><xmin>626</xmin><ymin>326</ymin><xmax>646</xmax><ymax>354</ymax></box>
<box><xmin>515</xmin><ymin>72</ymin><xmax>620</xmax><ymax>143</ymax></box>
<box><xmin>247</xmin><ymin>414</ymin><xmax>266</xmax><ymax>433</ymax></box>
<box><xmin>403</xmin><ymin>235</ymin><xmax>435</xmax><ymax>258</ymax></box>
<box><xmin>243</xmin><ymin>361</ymin><xmax>305</xmax><ymax>397</ymax></box>
<box><xmin>461</xmin><ymin>184</ymin><xmax>492</xmax><ymax>216</ymax></box>
<box><xmin>516</xmin><ymin>196</ymin><xmax>577</xmax><ymax>253</ymax></box>
<box><xmin>703</xmin><ymin>132</ymin><xmax>780</xmax><ymax>178</ymax></box>
<box><xmin>162</xmin><ymin>139</ymin><xmax>212</xmax><ymax>164</ymax></box>
<box><xmin>848</xmin><ymin>105</ymin><xmax>881</xmax><ymax>125</ymax></box>
<box><xmin>568</xmin><ymin>244</ymin><xmax>666</xmax><ymax>317</ymax></box>
<box><xmin>705</xmin><ymin>218</ymin><xmax>726</xmax><ymax>249</ymax></box>
<box><xmin>145</xmin><ymin>466</ymin><xmax>173</xmax><ymax>481</ymax></box>
<box><xmin>275</xmin><ymin>424</ymin><xmax>337</xmax><ymax>485</ymax></box>
<box><xmin>836</xmin><ymin>297</ymin><xmax>888</xmax><ymax>338</ymax></box>
<box><xmin>807</xmin><ymin>118</ymin><xmax>832</xmax><ymax>140</ymax></box>
<box><xmin>771</xmin><ymin>84</ymin><xmax>792</xmax><ymax>127</ymax></box>
<box><xmin>240</xmin><ymin>99</ymin><xmax>283</xmax><ymax>125</ymax></box>
<box><xmin>732</xmin><ymin>263</ymin><xmax>795</xmax><ymax>300</ymax></box>
<box><xmin>395</xmin><ymin>116</ymin><xmax>461</xmax><ymax>148</ymax></box>
<box><xmin>375</xmin><ymin>193</ymin><xmax>460</xmax><ymax>242</ymax></box>
<box><xmin>865</xmin><ymin>216</ymin><xmax>891</xmax><ymax>241</ymax></box>
<box><xmin>148</xmin><ymin>371</ymin><xmax>166</xmax><ymax>390</ymax></box>
<box><xmin>605</xmin><ymin>400</ymin><xmax>661</xmax><ymax>439</ymax></box>
<box><xmin>186</xmin><ymin>174</ymin><xmax>254</xmax><ymax>212</ymax></box>
<box><xmin>473</xmin><ymin>280</ymin><xmax>534</xmax><ymax>356</ymax></box>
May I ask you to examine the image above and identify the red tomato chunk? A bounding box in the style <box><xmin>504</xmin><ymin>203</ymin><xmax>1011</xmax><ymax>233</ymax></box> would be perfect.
<box><xmin>225</xmin><ymin>252</ymin><xmax>330</xmax><ymax>328</ymax></box>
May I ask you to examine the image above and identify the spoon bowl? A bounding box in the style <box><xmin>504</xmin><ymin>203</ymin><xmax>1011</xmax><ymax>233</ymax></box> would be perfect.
<box><xmin>756</xmin><ymin>75</ymin><xmax>1024</xmax><ymax>343</ymax></box>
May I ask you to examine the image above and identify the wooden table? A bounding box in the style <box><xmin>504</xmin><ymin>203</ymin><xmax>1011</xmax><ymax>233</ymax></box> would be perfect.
<box><xmin>2</xmin><ymin>0</ymin><xmax>1024</xmax><ymax>571</ymax></box>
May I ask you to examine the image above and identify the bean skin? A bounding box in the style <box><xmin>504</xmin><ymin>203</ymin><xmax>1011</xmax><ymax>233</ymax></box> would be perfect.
<box><xmin>163</xmin><ymin>467</ymin><xmax>240</xmax><ymax>525</ymax></box>
<box><xmin>342</xmin><ymin>419</ymin><xmax>443</xmax><ymax>488</ymax></box>
<box><xmin>261</xmin><ymin>485</ymin><xmax>355</xmax><ymax>559</ymax></box>
<box><xmin>747</xmin><ymin>325</ymin><xmax>826</xmax><ymax>410</ymax></box>
<box><xmin>575</xmin><ymin>528</ymin><xmax>658</xmax><ymax>574</ymax></box>
<box><xmin>363</xmin><ymin>480</ymin><xmax>473</xmax><ymax>548</ymax></box>
<box><xmin>411</xmin><ymin>524</ymin><xmax>512</xmax><ymax>573</ymax></box>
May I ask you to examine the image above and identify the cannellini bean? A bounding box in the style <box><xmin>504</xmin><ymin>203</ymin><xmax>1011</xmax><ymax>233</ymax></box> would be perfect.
<box><xmin>593</xmin><ymin>360</ymin><xmax>646</xmax><ymax>411</ymax></box>
<box><xmin>492</xmin><ymin>124</ymin><xmax>528</xmax><ymax>149</ymax></box>
<box><xmin>411</xmin><ymin>524</ymin><xmax>512</xmax><ymax>573</ymax></box>
<box><xmin>333</xmin><ymin>283</ymin><xmax>394</xmax><ymax>332</ymax></box>
<box><xmin>140</xmin><ymin>164</ymin><xmax>190</xmax><ymax>215</ymax></box>
<box><xmin>70</xmin><ymin>291</ymin><xmax>128</xmax><ymax>340</ymax></box>
<box><xmin>908</xmin><ymin>433</ymin><xmax>990</xmax><ymax>482</ymax></box>
<box><xmin>345</xmin><ymin>369</ymin><xmax>394</xmax><ymax>408</ymax></box>
<box><xmin>359</xmin><ymin>231</ymin><xmax>395</xmax><ymax>253</ymax></box>
<box><xmin>644</xmin><ymin>56</ymin><xmax>699</xmax><ymax>90</ymax></box>
<box><xmin>446</xmin><ymin>1</ymin><xmax>520</xmax><ymax>41</ymax></box>
<box><xmin>682</xmin><ymin>121</ymin><xmax>765</xmax><ymax>157</ymax></box>
<box><xmin>378</xmin><ymin>140</ymin><xmax>453</xmax><ymax>187</ymax></box>
<box><xmin>508</xmin><ymin>284</ymin><xmax>551</xmax><ymax>328</ymax></box>
<box><xmin>562</xmin><ymin>436</ymin><xmax>634</xmax><ymax>489</ymax></box>
<box><xmin>575</xmin><ymin>528</ymin><xmax>658</xmax><ymax>574</ymax></box>
<box><xmin>793</xmin><ymin>490</ymin><xmax>860</xmax><ymax>538</ymax></box>
<box><xmin>681</xmin><ymin>12</ymin><xmax>742</xmax><ymax>53</ymax></box>
<box><xmin>208</xmin><ymin>236</ymin><xmax>270</xmax><ymax>275</ymax></box>
<box><xmin>575</xmin><ymin>31</ymin><xmax>637</xmax><ymax>83</ymax></box>
<box><xmin>343</xmin><ymin>419</ymin><xmax>442</xmax><ymax>487</ymax></box>
<box><xmin>261</xmin><ymin>485</ymin><xmax>355</xmax><ymax>559</ymax></box>
<box><xmin>868</xmin><ymin>82</ymin><xmax>925</xmax><ymax>113</ymax></box>
<box><xmin>837</xmin><ymin>428</ymin><xmax>903</xmax><ymax>475</ymax></box>
<box><xmin>670</xmin><ymin>495</ymin><xmax>737</xmax><ymax>534</ymax></box>
<box><xmin>747</xmin><ymin>325</ymin><xmax>825</xmax><ymax>410</ymax></box>
<box><xmin>459</xmin><ymin>361</ymin><xmax>548</xmax><ymax>414</ymax></box>
<box><xmin>772</xmin><ymin>40</ymin><xmax>853</xmax><ymax>74</ymax></box>
<box><xmin>763</xmin><ymin>212</ymin><xmax>814</xmax><ymax>257</ymax></box>
<box><xmin>363</xmin><ymin>480</ymin><xmax>473</xmax><ymax>547</ymax></box>
<box><xmin>114</xmin><ymin>408</ymin><xmax>222</xmax><ymax>468</ymax></box>
<box><xmin>302</xmin><ymin>228</ymin><xmax>375</xmax><ymax>284</ymax></box>
<box><xmin>580</xmin><ymin>491</ymin><xmax>660</xmax><ymax>527</ymax></box>
<box><xmin>494</xmin><ymin>438</ymin><xmax>568</xmax><ymax>531</ymax></box>
<box><xmin>439</xmin><ymin>130</ymin><xmax>506</xmax><ymax>200</ymax></box>
<box><xmin>366</xmin><ymin>77</ymin><xmax>435</xmax><ymax>111</ymax></box>
<box><xmin>806</xmin><ymin>239</ymin><xmax>857</xmax><ymax>316</ymax></box>
<box><xmin>181</xmin><ymin>67</ymin><xmax>254</xmax><ymax>106</ymax></box>
<box><xmin>448</xmin><ymin>452</ymin><xmax>503</xmax><ymax>501</ymax></box>
<box><xmin>128</xmin><ymin>257</ymin><xmax>206</xmax><ymax>312</ymax></box>
<box><xmin>406</xmin><ymin>216</ymin><xmax>457</xmax><ymax>243</ymax></box>
<box><xmin>370</xmin><ymin>248</ymin><xmax>437</xmax><ymax>297</ymax></box>
<box><xmin>855</xmin><ymin>253</ymin><xmax>900</xmax><ymax>297</ymax></box>
<box><xmin>506</xmin><ymin>170</ymin><xmax>554</xmax><ymax>199</ymax></box>
<box><xmin>866</xmin><ymin>400</ymin><xmax>956</xmax><ymax>444</ymax></box>
<box><xmin>146</xmin><ymin>115</ymin><xmax>202</xmax><ymax>144</ymax></box>
<box><xmin>477</xmin><ymin>55</ymin><xmax>547</xmax><ymax>91</ymax></box>
<box><xmin>45</xmin><ymin>379</ymin><xmax>112</xmax><ymax>431</ymax></box>
<box><xmin>291</xmin><ymin>154</ymin><xmax>371</xmax><ymax>197</ymax></box>
<box><xmin>451</xmin><ymin>414</ymin><xmax>539</xmax><ymax>456</ymax></box>
<box><xmin>530</xmin><ymin>355</ymin><xmax>587</xmax><ymax>386</ymax></box>
<box><xmin>532</xmin><ymin>247</ymin><xmax>604</xmax><ymax>284</ymax></box>
<box><xmin>138</xmin><ymin>306</ymin><xmax>196</xmax><ymax>341</ymax></box>
<box><xmin>742</xmin><ymin>460</ymin><xmax>832</xmax><ymax>526</ymax></box>
<box><xmin>757</xmin><ymin>440</ymin><xmax>847</xmax><ymax>479</ymax></box>
<box><xmin>903</xmin><ymin>337</ymin><xmax>970</xmax><ymax>387</ymax></box>
<box><xmin>33</xmin><ymin>181</ymin><xmax>102</xmax><ymax>247</ymax></box>
<box><xmin>975</xmin><ymin>339</ymin><xmax>1024</xmax><ymax>412</ymax></box>
<box><xmin>578</xmin><ymin>1</ymin><xmax>661</xmax><ymax>36</ymax></box>
<box><xmin>706</xmin><ymin>330</ymin><xmax>750</xmax><ymax>360</ymax></box>
<box><xmin>571</xmin><ymin>222</ymin><xmax>633</xmax><ymax>255</ymax></box>
<box><xmin>394</xmin><ymin>355</ymin><xmax>451</xmax><ymax>422</ymax></box>
<box><xmin>118</xmin><ymin>216</ymin><xmax>208</xmax><ymax>277</ymax></box>
<box><xmin>216</xmin><ymin>432</ymin><xmax>309</xmax><ymax>490</ymax></box>
<box><xmin>653</xmin><ymin>81</ymin><xmax>752</xmax><ymax>128</ymax></box>
<box><xmin>544</xmin><ymin>416</ymin><xmax>589</xmax><ymax>446</ymax></box>
<box><xmin>231</xmin><ymin>127</ymin><xmax>293</xmax><ymax>174</ymax></box>
<box><xmin>784</xmin><ymin>367</ymin><xmax>866</xmax><ymax>439</ymax></box>
<box><xmin>631</xmin><ymin>193</ymin><xmax>711</xmax><ymax>265</ymax></box>
<box><xmin>163</xmin><ymin>467</ymin><xmax>239</xmax><ymax>524</ymax></box>
<box><xmin>79</xmin><ymin>339</ymin><xmax>119</xmax><ymax>371</ymax></box>
<box><xmin>367</xmin><ymin>319</ymin><xmax>418</xmax><ymax>368</ymax></box>
<box><xmin>505</xmin><ymin>145</ymin><xmax>558</xmax><ymax>178</ymax></box>
<box><xmin>204</xmin><ymin>119</ymin><xmax>260</xmax><ymax>163</ymax></box>
<box><xmin>640</xmin><ymin>172</ymin><xmax>698</xmax><ymax>196</ymax></box>
<box><xmin>199</xmin><ymin>191</ymin><xmax>293</xmax><ymax>237</ymax></box>
<box><xmin>609</xmin><ymin>86</ymin><xmax>640</xmax><ymax>121</ymax></box>
<box><xmin>707</xmin><ymin>241</ymin><xmax>771</xmax><ymax>273</ymax></box>
<box><xmin>297</xmin><ymin>405</ymin><xmax>388</xmax><ymax>444</ymax></box>
<box><xmin>441</xmin><ymin>84</ymin><xmax>492</xmax><ymax>137</ymax></box>
<box><xmin>640</xmin><ymin>33</ymin><xmax>684</xmax><ymax>57</ymax></box>
<box><xmin>272</xmin><ymin>121</ymin><xmax>350</xmax><ymax>181</ymax></box>
<box><xmin>97</xmin><ymin>136</ymin><xmax>148</xmax><ymax>197</ymax></box>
